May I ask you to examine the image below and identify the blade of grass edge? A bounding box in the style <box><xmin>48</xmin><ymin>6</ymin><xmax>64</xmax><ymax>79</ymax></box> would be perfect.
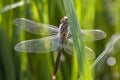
<box><xmin>63</xmin><ymin>0</ymin><xmax>93</xmax><ymax>80</ymax></box>
<box><xmin>90</xmin><ymin>34</ymin><xmax>120</xmax><ymax>70</ymax></box>
<box><xmin>0</xmin><ymin>1</ymin><xmax>25</xmax><ymax>13</ymax></box>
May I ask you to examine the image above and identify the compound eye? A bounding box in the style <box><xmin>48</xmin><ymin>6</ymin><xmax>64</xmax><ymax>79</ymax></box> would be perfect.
<box><xmin>60</xmin><ymin>16</ymin><xmax>68</xmax><ymax>23</ymax></box>
<box><xmin>64</xmin><ymin>16</ymin><xmax>68</xmax><ymax>21</ymax></box>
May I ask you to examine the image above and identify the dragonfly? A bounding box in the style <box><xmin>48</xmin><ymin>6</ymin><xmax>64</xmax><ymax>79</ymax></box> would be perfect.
<box><xmin>14</xmin><ymin>16</ymin><xmax>106</xmax><ymax>80</ymax></box>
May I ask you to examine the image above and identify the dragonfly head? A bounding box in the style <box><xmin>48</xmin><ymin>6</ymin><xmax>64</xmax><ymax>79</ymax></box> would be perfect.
<box><xmin>60</xmin><ymin>16</ymin><xmax>68</xmax><ymax>23</ymax></box>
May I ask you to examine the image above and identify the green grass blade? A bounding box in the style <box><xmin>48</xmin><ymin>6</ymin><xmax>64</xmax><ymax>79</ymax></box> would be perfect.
<box><xmin>63</xmin><ymin>0</ymin><xmax>93</xmax><ymax>80</ymax></box>
<box><xmin>0</xmin><ymin>1</ymin><xmax>25</xmax><ymax>13</ymax></box>
<box><xmin>0</xmin><ymin>28</ymin><xmax>15</xmax><ymax>80</ymax></box>
<box><xmin>91</xmin><ymin>34</ymin><xmax>120</xmax><ymax>70</ymax></box>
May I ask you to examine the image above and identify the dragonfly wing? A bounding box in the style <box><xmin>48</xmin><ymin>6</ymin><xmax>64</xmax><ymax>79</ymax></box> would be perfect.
<box><xmin>14</xmin><ymin>18</ymin><xmax>59</xmax><ymax>35</ymax></box>
<box><xmin>14</xmin><ymin>35</ymin><xmax>60</xmax><ymax>53</ymax></box>
<box><xmin>63</xmin><ymin>39</ymin><xmax>96</xmax><ymax>60</ymax></box>
<box><xmin>81</xmin><ymin>30</ymin><xmax>107</xmax><ymax>41</ymax></box>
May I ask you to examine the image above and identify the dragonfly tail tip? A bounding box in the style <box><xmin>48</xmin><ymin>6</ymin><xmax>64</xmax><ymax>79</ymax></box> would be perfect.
<box><xmin>52</xmin><ymin>75</ymin><xmax>56</xmax><ymax>80</ymax></box>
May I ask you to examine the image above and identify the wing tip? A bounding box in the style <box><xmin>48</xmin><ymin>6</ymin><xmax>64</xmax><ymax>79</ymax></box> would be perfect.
<box><xmin>13</xmin><ymin>18</ymin><xmax>26</xmax><ymax>25</ymax></box>
<box><xmin>14</xmin><ymin>43</ymin><xmax>21</xmax><ymax>52</ymax></box>
<box><xmin>97</xmin><ymin>30</ymin><xmax>107</xmax><ymax>39</ymax></box>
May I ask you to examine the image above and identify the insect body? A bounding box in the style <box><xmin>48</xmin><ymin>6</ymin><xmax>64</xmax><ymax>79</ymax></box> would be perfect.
<box><xmin>14</xmin><ymin>16</ymin><xmax>106</xmax><ymax>80</ymax></box>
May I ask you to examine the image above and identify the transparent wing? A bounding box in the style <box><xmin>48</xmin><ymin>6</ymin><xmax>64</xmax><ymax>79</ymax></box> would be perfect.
<box><xmin>63</xmin><ymin>39</ymin><xmax>96</xmax><ymax>60</ymax></box>
<box><xmin>14</xmin><ymin>35</ymin><xmax>60</xmax><ymax>53</ymax></box>
<box><xmin>81</xmin><ymin>30</ymin><xmax>107</xmax><ymax>41</ymax></box>
<box><xmin>14</xmin><ymin>18</ymin><xmax>59</xmax><ymax>35</ymax></box>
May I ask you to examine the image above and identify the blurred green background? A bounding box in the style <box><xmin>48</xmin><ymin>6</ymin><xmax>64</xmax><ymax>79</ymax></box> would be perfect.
<box><xmin>0</xmin><ymin>0</ymin><xmax>120</xmax><ymax>80</ymax></box>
